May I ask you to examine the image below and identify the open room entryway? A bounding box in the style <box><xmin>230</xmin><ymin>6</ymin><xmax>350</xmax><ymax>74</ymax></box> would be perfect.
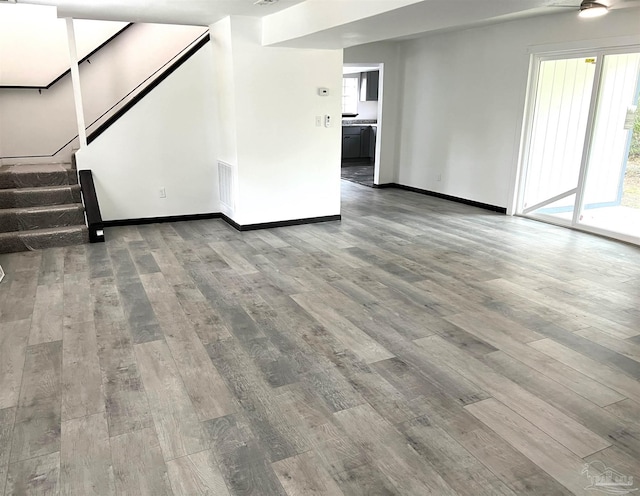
<box><xmin>341</xmin><ymin>64</ymin><xmax>383</xmax><ymax>187</ymax></box>
<box><xmin>518</xmin><ymin>49</ymin><xmax>640</xmax><ymax>245</ymax></box>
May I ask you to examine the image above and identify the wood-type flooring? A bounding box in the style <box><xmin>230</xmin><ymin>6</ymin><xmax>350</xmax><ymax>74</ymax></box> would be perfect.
<box><xmin>1</xmin><ymin>180</ymin><xmax>639</xmax><ymax>495</ymax></box>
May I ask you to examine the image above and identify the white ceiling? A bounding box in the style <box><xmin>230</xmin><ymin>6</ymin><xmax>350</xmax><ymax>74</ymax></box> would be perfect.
<box><xmin>0</xmin><ymin>4</ymin><xmax>128</xmax><ymax>86</ymax></box>
<box><xmin>10</xmin><ymin>0</ymin><xmax>640</xmax><ymax>49</ymax></box>
<box><xmin>262</xmin><ymin>0</ymin><xmax>640</xmax><ymax>49</ymax></box>
<box><xmin>19</xmin><ymin>0</ymin><xmax>307</xmax><ymax>25</ymax></box>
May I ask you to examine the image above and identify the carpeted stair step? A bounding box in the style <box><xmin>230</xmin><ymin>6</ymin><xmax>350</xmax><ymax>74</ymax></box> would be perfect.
<box><xmin>0</xmin><ymin>204</ymin><xmax>85</xmax><ymax>233</ymax></box>
<box><xmin>0</xmin><ymin>163</ymin><xmax>77</xmax><ymax>189</ymax></box>
<box><xmin>0</xmin><ymin>162</ymin><xmax>89</xmax><ymax>254</ymax></box>
<box><xmin>0</xmin><ymin>185</ymin><xmax>82</xmax><ymax>209</ymax></box>
<box><xmin>0</xmin><ymin>225</ymin><xmax>89</xmax><ymax>253</ymax></box>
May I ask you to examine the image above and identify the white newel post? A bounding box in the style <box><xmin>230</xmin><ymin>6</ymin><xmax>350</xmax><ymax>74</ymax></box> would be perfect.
<box><xmin>65</xmin><ymin>17</ymin><xmax>88</xmax><ymax>148</ymax></box>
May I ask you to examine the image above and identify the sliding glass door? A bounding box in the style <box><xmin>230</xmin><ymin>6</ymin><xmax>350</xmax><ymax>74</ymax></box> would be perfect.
<box><xmin>579</xmin><ymin>53</ymin><xmax>640</xmax><ymax>239</ymax></box>
<box><xmin>519</xmin><ymin>48</ymin><xmax>640</xmax><ymax>244</ymax></box>
<box><xmin>521</xmin><ymin>56</ymin><xmax>597</xmax><ymax>222</ymax></box>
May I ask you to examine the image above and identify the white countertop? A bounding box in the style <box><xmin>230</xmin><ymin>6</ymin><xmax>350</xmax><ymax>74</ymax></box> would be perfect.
<box><xmin>342</xmin><ymin>122</ymin><xmax>377</xmax><ymax>127</ymax></box>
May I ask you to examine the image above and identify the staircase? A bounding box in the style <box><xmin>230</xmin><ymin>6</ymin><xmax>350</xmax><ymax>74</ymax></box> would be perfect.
<box><xmin>0</xmin><ymin>163</ymin><xmax>89</xmax><ymax>253</ymax></box>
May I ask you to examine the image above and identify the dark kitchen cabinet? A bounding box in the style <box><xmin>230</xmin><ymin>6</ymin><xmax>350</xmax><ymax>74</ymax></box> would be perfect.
<box><xmin>360</xmin><ymin>127</ymin><xmax>371</xmax><ymax>157</ymax></box>
<box><xmin>342</xmin><ymin>135</ymin><xmax>361</xmax><ymax>158</ymax></box>
<box><xmin>342</xmin><ymin>126</ymin><xmax>375</xmax><ymax>160</ymax></box>
<box><xmin>360</xmin><ymin>71</ymin><xmax>379</xmax><ymax>101</ymax></box>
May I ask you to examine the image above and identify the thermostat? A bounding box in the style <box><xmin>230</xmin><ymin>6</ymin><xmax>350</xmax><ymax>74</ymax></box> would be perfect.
<box><xmin>318</xmin><ymin>88</ymin><xmax>329</xmax><ymax>96</ymax></box>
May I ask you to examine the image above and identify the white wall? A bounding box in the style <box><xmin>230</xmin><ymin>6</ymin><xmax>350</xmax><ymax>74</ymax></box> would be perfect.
<box><xmin>76</xmin><ymin>44</ymin><xmax>220</xmax><ymax>221</ymax></box>
<box><xmin>209</xmin><ymin>17</ymin><xmax>239</xmax><ymax>175</ymax></box>
<box><xmin>344</xmin><ymin>42</ymin><xmax>403</xmax><ymax>184</ymax></box>
<box><xmin>354</xmin><ymin>74</ymin><xmax>379</xmax><ymax>120</ymax></box>
<box><xmin>357</xmin><ymin>99</ymin><xmax>379</xmax><ymax>120</ymax></box>
<box><xmin>0</xmin><ymin>4</ymin><xmax>126</xmax><ymax>87</ymax></box>
<box><xmin>210</xmin><ymin>16</ymin><xmax>343</xmax><ymax>226</ymax></box>
<box><xmin>0</xmin><ymin>83</ymin><xmax>77</xmax><ymax>162</ymax></box>
<box><xmin>0</xmin><ymin>23</ymin><xmax>205</xmax><ymax>163</ymax></box>
<box><xmin>395</xmin><ymin>8</ymin><xmax>640</xmax><ymax>209</ymax></box>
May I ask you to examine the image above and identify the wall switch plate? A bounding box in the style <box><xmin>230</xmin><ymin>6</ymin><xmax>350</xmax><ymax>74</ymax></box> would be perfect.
<box><xmin>436</xmin><ymin>174</ymin><xmax>442</xmax><ymax>182</ymax></box>
<box><xmin>315</xmin><ymin>116</ymin><xmax>322</xmax><ymax>127</ymax></box>
<box><xmin>159</xmin><ymin>187</ymin><xmax>166</xmax><ymax>198</ymax></box>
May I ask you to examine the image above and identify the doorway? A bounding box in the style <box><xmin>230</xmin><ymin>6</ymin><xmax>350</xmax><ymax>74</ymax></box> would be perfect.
<box><xmin>518</xmin><ymin>49</ymin><xmax>640</xmax><ymax>244</ymax></box>
<box><xmin>341</xmin><ymin>63</ymin><xmax>383</xmax><ymax>187</ymax></box>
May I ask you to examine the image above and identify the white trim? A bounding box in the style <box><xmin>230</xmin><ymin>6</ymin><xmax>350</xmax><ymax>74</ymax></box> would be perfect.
<box><xmin>515</xmin><ymin>42</ymin><xmax>640</xmax><ymax>246</ymax></box>
<box><xmin>511</xmin><ymin>53</ymin><xmax>540</xmax><ymax>216</ymax></box>
<box><xmin>572</xmin><ymin>53</ymin><xmax>605</xmax><ymax>225</ymax></box>
<box><xmin>577</xmin><ymin>224</ymin><xmax>640</xmax><ymax>246</ymax></box>
<box><xmin>373</xmin><ymin>62</ymin><xmax>384</xmax><ymax>186</ymax></box>
<box><xmin>521</xmin><ymin>213</ymin><xmax>640</xmax><ymax>246</ymax></box>
<box><xmin>521</xmin><ymin>212</ymin><xmax>572</xmax><ymax>228</ymax></box>
<box><xmin>528</xmin><ymin>35</ymin><xmax>640</xmax><ymax>57</ymax></box>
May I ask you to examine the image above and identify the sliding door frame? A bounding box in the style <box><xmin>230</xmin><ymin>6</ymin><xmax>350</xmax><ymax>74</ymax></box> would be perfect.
<box><xmin>516</xmin><ymin>43</ymin><xmax>640</xmax><ymax>246</ymax></box>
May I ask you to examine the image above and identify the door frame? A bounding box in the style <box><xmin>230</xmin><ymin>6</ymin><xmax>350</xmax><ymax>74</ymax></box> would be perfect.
<box><xmin>514</xmin><ymin>42</ymin><xmax>640</xmax><ymax>246</ymax></box>
<box><xmin>342</xmin><ymin>62</ymin><xmax>384</xmax><ymax>185</ymax></box>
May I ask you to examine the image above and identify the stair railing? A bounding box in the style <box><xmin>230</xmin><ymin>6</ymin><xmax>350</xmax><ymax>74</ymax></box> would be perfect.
<box><xmin>0</xmin><ymin>28</ymin><xmax>210</xmax><ymax>161</ymax></box>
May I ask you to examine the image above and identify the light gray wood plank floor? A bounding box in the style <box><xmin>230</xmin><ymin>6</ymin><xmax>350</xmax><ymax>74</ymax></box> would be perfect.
<box><xmin>1</xmin><ymin>180</ymin><xmax>639</xmax><ymax>495</ymax></box>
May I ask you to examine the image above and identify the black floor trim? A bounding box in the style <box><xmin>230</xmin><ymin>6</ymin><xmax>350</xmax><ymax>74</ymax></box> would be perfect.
<box><xmin>373</xmin><ymin>183</ymin><xmax>506</xmax><ymax>213</ymax></box>
<box><xmin>102</xmin><ymin>213</ymin><xmax>341</xmax><ymax>231</ymax></box>
<box><xmin>221</xmin><ymin>214</ymin><xmax>341</xmax><ymax>231</ymax></box>
<box><xmin>103</xmin><ymin>213</ymin><xmax>221</xmax><ymax>227</ymax></box>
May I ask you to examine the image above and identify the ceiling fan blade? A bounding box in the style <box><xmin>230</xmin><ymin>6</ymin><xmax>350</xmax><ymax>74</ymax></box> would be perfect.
<box><xmin>547</xmin><ymin>0</ymin><xmax>640</xmax><ymax>10</ymax></box>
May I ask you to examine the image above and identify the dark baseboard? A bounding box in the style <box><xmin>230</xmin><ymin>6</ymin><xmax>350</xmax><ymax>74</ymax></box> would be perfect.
<box><xmin>221</xmin><ymin>214</ymin><xmax>341</xmax><ymax>231</ymax></box>
<box><xmin>373</xmin><ymin>183</ymin><xmax>506</xmax><ymax>213</ymax></box>
<box><xmin>102</xmin><ymin>212</ymin><xmax>341</xmax><ymax>231</ymax></box>
<box><xmin>103</xmin><ymin>213</ymin><xmax>222</xmax><ymax>227</ymax></box>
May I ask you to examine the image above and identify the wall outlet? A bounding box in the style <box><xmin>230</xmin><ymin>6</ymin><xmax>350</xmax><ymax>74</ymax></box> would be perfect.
<box><xmin>436</xmin><ymin>174</ymin><xmax>442</xmax><ymax>182</ymax></box>
<box><xmin>315</xmin><ymin>116</ymin><xmax>322</xmax><ymax>127</ymax></box>
<box><xmin>159</xmin><ymin>187</ymin><xmax>166</xmax><ymax>198</ymax></box>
